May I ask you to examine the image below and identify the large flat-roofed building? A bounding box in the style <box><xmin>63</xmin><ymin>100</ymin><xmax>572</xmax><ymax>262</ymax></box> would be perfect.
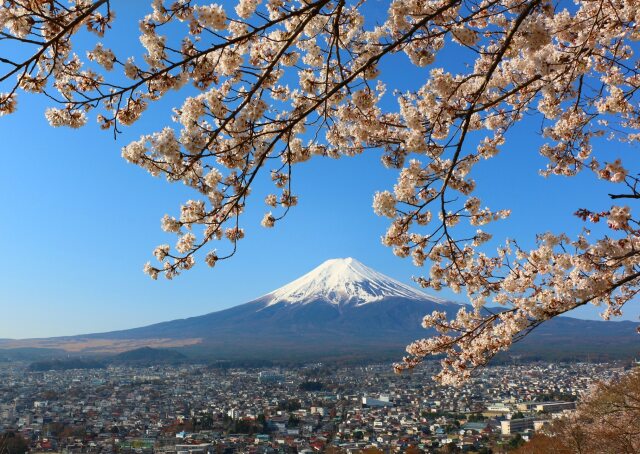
<box><xmin>516</xmin><ymin>402</ymin><xmax>537</xmax><ymax>411</ymax></box>
<box><xmin>500</xmin><ymin>418</ymin><xmax>536</xmax><ymax>435</ymax></box>
<box><xmin>362</xmin><ymin>394</ymin><xmax>394</xmax><ymax>407</ymax></box>
<box><xmin>486</xmin><ymin>402</ymin><xmax>510</xmax><ymax>413</ymax></box>
<box><xmin>258</xmin><ymin>371</ymin><xmax>284</xmax><ymax>383</ymax></box>
<box><xmin>173</xmin><ymin>444</ymin><xmax>214</xmax><ymax>454</ymax></box>
<box><xmin>534</xmin><ymin>401</ymin><xmax>576</xmax><ymax>413</ymax></box>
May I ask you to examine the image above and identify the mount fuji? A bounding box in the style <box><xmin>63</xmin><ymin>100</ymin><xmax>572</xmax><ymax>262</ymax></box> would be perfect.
<box><xmin>263</xmin><ymin>257</ymin><xmax>441</xmax><ymax>306</ymax></box>
<box><xmin>78</xmin><ymin>257</ymin><xmax>461</xmax><ymax>360</ymax></box>
<box><xmin>1</xmin><ymin>258</ymin><xmax>638</xmax><ymax>362</ymax></box>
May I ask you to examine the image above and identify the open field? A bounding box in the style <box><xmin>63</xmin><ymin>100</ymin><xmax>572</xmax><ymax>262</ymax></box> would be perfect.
<box><xmin>0</xmin><ymin>337</ymin><xmax>202</xmax><ymax>353</ymax></box>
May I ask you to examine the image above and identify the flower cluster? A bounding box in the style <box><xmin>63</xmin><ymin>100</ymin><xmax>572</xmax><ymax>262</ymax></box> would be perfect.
<box><xmin>3</xmin><ymin>0</ymin><xmax>640</xmax><ymax>384</ymax></box>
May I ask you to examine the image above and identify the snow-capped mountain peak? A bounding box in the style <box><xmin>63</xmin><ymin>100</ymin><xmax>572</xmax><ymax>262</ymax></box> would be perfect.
<box><xmin>264</xmin><ymin>257</ymin><xmax>444</xmax><ymax>306</ymax></box>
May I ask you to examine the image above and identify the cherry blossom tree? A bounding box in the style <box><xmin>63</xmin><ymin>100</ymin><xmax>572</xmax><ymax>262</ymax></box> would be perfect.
<box><xmin>516</xmin><ymin>369</ymin><xmax>640</xmax><ymax>453</ymax></box>
<box><xmin>1</xmin><ymin>0</ymin><xmax>639</xmax><ymax>385</ymax></box>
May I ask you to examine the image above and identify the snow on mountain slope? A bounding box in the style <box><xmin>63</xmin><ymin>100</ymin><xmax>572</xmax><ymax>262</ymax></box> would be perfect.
<box><xmin>263</xmin><ymin>257</ymin><xmax>446</xmax><ymax>306</ymax></box>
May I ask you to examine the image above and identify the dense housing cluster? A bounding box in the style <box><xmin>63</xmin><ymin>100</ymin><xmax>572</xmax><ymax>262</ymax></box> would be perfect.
<box><xmin>0</xmin><ymin>361</ymin><xmax>630</xmax><ymax>453</ymax></box>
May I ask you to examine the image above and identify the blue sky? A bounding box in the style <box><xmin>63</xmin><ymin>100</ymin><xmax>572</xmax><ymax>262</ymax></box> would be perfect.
<box><xmin>1</xmin><ymin>1</ymin><xmax>637</xmax><ymax>339</ymax></box>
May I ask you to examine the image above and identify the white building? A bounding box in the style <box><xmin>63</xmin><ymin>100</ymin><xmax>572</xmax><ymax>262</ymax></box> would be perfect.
<box><xmin>362</xmin><ymin>394</ymin><xmax>394</xmax><ymax>408</ymax></box>
<box><xmin>500</xmin><ymin>418</ymin><xmax>536</xmax><ymax>435</ymax></box>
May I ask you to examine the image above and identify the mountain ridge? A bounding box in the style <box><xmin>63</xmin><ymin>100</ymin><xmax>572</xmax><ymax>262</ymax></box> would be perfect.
<box><xmin>0</xmin><ymin>258</ymin><xmax>637</xmax><ymax>361</ymax></box>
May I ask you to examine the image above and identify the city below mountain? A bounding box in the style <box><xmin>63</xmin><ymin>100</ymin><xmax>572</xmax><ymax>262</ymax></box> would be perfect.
<box><xmin>1</xmin><ymin>258</ymin><xmax>638</xmax><ymax>363</ymax></box>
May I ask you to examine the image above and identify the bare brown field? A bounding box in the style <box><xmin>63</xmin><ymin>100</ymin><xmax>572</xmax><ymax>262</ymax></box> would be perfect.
<box><xmin>0</xmin><ymin>337</ymin><xmax>202</xmax><ymax>353</ymax></box>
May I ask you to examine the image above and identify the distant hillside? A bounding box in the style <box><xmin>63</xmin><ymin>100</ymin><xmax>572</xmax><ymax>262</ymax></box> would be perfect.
<box><xmin>1</xmin><ymin>347</ymin><xmax>69</xmax><ymax>362</ymax></box>
<box><xmin>112</xmin><ymin>347</ymin><xmax>188</xmax><ymax>363</ymax></box>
